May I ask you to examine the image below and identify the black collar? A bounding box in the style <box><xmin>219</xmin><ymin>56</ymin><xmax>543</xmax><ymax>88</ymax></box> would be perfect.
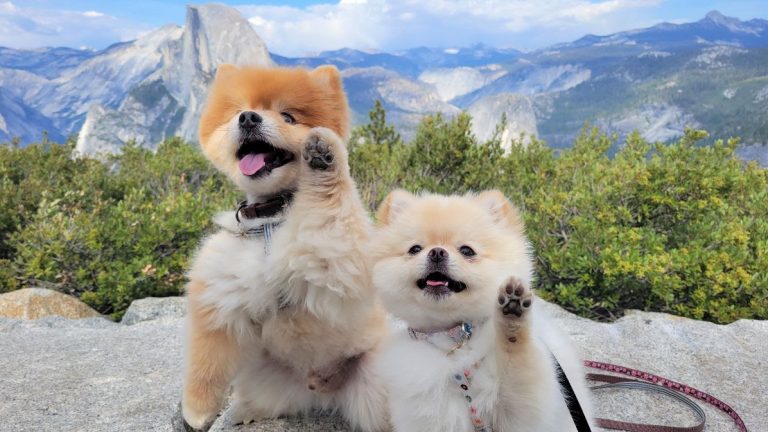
<box><xmin>236</xmin><ymin>191</ymin><xmax>294</xmax><ymax>222</ymax></box>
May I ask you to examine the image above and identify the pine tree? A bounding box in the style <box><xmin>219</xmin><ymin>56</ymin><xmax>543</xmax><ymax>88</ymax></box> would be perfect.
<box><xmin>354</xmin><ymin>100</ymin><xmax>402</xmax><ymax>148</ymax></box>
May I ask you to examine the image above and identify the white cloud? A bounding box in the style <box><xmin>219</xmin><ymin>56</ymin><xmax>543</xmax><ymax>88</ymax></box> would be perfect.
<box><xmin>0</xmin><ymin>0</ymin><xmax>667</xmax><ymax>54</ymax></box>
<box><xmin>398</xmin><ymin>11</ymin><xmax>414</xmax><ymax>21</ymax></box>
<box><xmin>82</xmin><ymin>11</ymin><xmax>106</xmax><ymax>18</ymax></box>
<box><xmin>238</xmin><ymin>3</ymin><xmax>387</xmax><ymax>55</ymax></box>
<box><xmin>0</xmin><ymin>1</ymin><xmax>16</xmax><ymax>13</ymax></box>
<box><xmin>0</xmin><ymin>2</ymin><xmax>147</xmax><ymax>49</ymax></box>
<box><xmin>556</xmin><ymin>0</ymin><xmax>661</xmax><ymax>20</ymax></box>
<box><xmin>238</xmin><ymin>0</ymin><xmax>664</xmax><ymax>56</ymax></box>
<box><xmin>248</xmin><ymin>15</ymin><xmax>267</xmax><ymax>26</ymax></box>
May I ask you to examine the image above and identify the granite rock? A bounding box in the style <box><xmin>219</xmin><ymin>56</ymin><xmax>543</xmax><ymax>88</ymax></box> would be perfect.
<box><xmin>0</xmin><ymin>316</ymin><xmax>180</xmax><ymax>432</ymax></box>
<box><xmin>0</xmin><ymin>287</ymin><xmax>101</xmax><ymax>320</ymax></box>
<box><xmin>0</xmin><ymin>297</ymin><xmax>764</xmax><ymax>432</ymax></box>
<box><xmin>121</xmin><ymin>296</ymin><xmax>187</xmax><ymax>325</ymax></box>
<box><xmin>540</xmin><ymin>302</ymin><xmax>767</xmax><ymax>432</ymax></box>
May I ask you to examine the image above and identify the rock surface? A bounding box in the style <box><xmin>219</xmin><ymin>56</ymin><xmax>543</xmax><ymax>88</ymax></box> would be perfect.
<box><xmin>0</xmin><ymin>316</ymin><xmax>179</xmax><ymax>432</ymax></box>
<box><xmin>0</xmin><ymin>297</ymin><xmax>764</xmax><ymax>432</ymax></box>
<box><xmin>538</xmin><ymin>301</ymin><xmax>766</xmax><ymax>432</ymax></box>
<box><xmin>121</xmin><ymin>296</ymin><xmax>186</xmax><ymax>325</ymax></box>
<box><xmin>0</xmin><ymin>287</ymin><xmax>101</xmax><ymax>319</ymax></box>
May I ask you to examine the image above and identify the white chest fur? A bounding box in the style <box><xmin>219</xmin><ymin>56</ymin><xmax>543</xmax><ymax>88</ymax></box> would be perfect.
<box><xmin>378</xmin><ymin>323</ymin><xmax>501</xmax><ymax>432</ymax></box>
<box><xmin>187</xmin><ymin>212</ymin><xmax>278</xmax><ymax>336</ymax></box>
<box><xmin>188</xmin><ymin>209</ymin><xmax>378</xmax><ymax>358</ymax></box>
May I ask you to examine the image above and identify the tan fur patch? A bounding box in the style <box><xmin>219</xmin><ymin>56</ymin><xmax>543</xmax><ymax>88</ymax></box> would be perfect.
<box><xmin>182</xmin><ymin>281</ymin><xmax>241</xmax><ymax>429</ymax></box>
<box><xmin>199</xmin><ymin>65</ymin><xmax>349</xmax><ymax>147</ymax></box>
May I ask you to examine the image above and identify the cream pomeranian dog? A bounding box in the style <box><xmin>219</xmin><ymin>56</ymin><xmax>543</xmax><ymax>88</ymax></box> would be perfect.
<box><xmin>371</xmin><ymin>190</ymin><xmax>593</xmax><ymax>432</ymax></box>
<box><xmin>181</xmin><ymin>65</ymin><xmax>389</xmax><ymax>431</ymax></box>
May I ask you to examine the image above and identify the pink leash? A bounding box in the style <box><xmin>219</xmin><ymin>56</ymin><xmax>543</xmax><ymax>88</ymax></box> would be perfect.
<box><xmin>584</xmin><ymin>360</ymin><xmax>749</xmax><ymax>432</ymax></box>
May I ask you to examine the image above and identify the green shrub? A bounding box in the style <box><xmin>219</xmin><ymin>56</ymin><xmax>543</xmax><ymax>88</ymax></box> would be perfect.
<box><xmin>350</xmin><ymin>102</ymin><xmax>505</xmax><ymax>208</ymax></box>
<box><xmin>2</xmin><ymin>106</ymin><xmax>766</xmax><ymax>323</ymax></box>
<box><xmin>349</xmin><ymin>108</ymin><xmax>768</xmax><ymax>324</ymax></box>
<box><xmin>506</xmin><ymin>129</ymin><xmax>768</xmax><ymax>322</ymax></box>
<box><xmin>349</xmin><ymin>100</ymin><xmax>408</xmax><ymax>210</ymax></box>
<box><xmin>1</xmin><ymin>138</ymin><xmax>236</xmax><ymax>319</ymax></box>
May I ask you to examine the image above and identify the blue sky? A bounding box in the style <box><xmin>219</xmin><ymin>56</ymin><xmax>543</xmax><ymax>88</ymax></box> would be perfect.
<box><xmin>1</xmin><ymin>1</ymin><xmax>766</xmax><ymax>56</ymax></box>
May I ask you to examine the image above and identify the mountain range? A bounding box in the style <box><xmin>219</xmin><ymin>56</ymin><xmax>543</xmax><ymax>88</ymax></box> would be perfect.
<box><xmin>0</xmin><ymin>5</ymin><xmax>766</xmax><ymax>163</ymax></box>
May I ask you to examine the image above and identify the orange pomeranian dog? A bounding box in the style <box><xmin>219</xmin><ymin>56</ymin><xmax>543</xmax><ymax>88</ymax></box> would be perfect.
<box><xmin>181</xmin><ymin>65</ymin><xmax>389</xmax><ymax>431</ymax></box>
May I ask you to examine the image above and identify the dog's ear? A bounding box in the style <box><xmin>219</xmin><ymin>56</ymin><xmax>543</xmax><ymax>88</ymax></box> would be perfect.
<box><xmin>377</xmin><ymin>190</ymin><xmax>416</xmax><ymax>226</ymax></box>
<box><xmin>215</xmin><ymin>64</ymin><xmax>237</xmax><ymax>80</ymax></box>
<box><xmin>309</xmin><ymin>64</ymin><xmax>349</xmax><ymax>141</ymax></box>
<box><xmin>310</xmin><ymin>65</ymin><xmax>343</xmax><ymax>92</ymax></box>
<box><xmin>475</xmin><ymin>190</ymin><xmax>523</xmax><ymax>231</ymax></box>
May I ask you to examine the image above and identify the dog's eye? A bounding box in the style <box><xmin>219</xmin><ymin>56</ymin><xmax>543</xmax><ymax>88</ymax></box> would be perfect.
<box><xmin>459</xmin><ymin>246</ymin><xmax>476</xmax><ymax>257</ymax></box>
<box><xmin>408</xmin><ymin>245</ymin><xmax>423</xmax><ymax>255</ymax></box>
<box><xmin>281</xmin><ymin>112</ymin><xmax>296</xmax><ymax>124</ymax></box>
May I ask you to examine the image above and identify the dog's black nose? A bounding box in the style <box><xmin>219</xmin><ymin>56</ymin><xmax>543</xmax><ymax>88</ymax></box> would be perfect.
<box><xmin>427</xmin><ymin>247</ymin><xmax>448</xmax><ymax>263</ymax></box>
<box><xmin>239</xmin><ymin>111</ymin><xmax>262</xmax><ymax>129</ymax></box>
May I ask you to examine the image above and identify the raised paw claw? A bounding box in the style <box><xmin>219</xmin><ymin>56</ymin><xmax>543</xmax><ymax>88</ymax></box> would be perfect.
<box><xmin>303</xmin><ymin>134</ymin><xmax>335</xmax><ymax>170</ymax></box>
<box><xmin>498</xmin><ymin>277</ymin><xmax>532</xmax><ymax>318</ymax></box>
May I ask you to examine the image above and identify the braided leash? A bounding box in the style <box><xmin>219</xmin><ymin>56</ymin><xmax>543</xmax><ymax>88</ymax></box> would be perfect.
<box><xmin>589</xmin><ymin>375</ymin><xmax>705</xmax><ymax>432</ymax></box>
<box><xmin>584</xmin><ymin>360</ymin><xmax>749</xmax><ymax>432</ymax></box>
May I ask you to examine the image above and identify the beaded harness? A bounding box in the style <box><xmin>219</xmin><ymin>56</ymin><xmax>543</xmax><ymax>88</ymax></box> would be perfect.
<box><xmin>408</xmin><ymin>322</ymin><xmax>492</xmax><ymax>432</ymax></box>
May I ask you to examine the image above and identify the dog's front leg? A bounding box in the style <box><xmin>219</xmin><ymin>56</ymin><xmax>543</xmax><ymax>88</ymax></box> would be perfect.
<box><xmin>492</xmin><ymin>276</ymin><xmax>554</xmax><ymax>430</ymax></box>
<box><xmin>285</xmin><ymin>127</ymin><xmax>372</xmax><ymax>299</ymax></box>
<box><xmin>182</xmin><ymin>281</ymin><xmax>242</xmax><ymax>431</ymax></box>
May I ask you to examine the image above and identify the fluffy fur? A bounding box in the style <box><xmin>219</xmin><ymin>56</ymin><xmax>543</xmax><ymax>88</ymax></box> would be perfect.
<box><xmin>182</xmin><ymin>65</ymin><xmax>389</xmax><ymax>431</ymax></box>
<box><xmin>372</xmin><ymin>190</ymin><xmax>593</xmax><ymax>432</ymax></box>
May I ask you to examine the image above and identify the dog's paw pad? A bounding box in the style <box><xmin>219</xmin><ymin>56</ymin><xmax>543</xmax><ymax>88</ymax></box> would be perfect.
<box><xmin>497</xmin><ymin>276</ymin><xmax>532</xmax><ymax>319</ymax></box>
<box><xmin>303</xmin><ymin>134</ymin><xmax>335</xmax><ymax>170</ymax></box>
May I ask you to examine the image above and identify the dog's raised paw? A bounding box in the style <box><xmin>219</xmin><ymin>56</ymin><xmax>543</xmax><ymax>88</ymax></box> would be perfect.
<box><xmin>497</xmin><ymin>276</ymin><xmax>532</xmax><ymax>319</ymax></box>
<box><xmin>303</xmin><ymin>133</ymin><xmax>335</xmax><ymax>170</ymax></box>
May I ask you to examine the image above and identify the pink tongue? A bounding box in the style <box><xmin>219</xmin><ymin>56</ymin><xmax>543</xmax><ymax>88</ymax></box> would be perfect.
<box><xmin>426</xmin><ymin>280</ymin><xmax>448</xmax><ymax>287</ymax></box>
<box><xmin>239</xmin><ymin>153</ymin><xmax>267</xmax><ymax>176</ymax></box>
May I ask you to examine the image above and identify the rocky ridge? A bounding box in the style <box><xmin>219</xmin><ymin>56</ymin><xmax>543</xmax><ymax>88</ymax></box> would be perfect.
<box><xmin>74</xmin><ymin>5</ymin><xmax>273</xmax><ymax>154</ymax></box>
<box><xmin>467</xmin><ymin>93</ymin><xmax>539</xmax><ymax>150</ymax></box>
<box><xmin>2</xmin><ymin>8</ymin><xmax>766</xmax><ymax>159</ymax></box>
